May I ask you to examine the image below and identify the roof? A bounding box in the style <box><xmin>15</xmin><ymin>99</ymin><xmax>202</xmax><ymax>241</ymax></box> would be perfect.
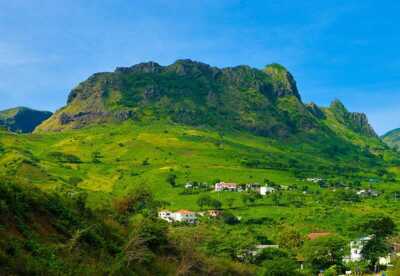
<box><xmin>307</xmin><ymin>232</ymin><xmax>332</xmax><ymax>240</ymax></box>
<box><xmin>175</xmin><ymin>210</ymin><xmax>195</xmax><ymax>214</ymax></box>
<box><xmin>216</xmin><ymin>182</ymin><xmax>237</xmax><ymax>187</ymax></box>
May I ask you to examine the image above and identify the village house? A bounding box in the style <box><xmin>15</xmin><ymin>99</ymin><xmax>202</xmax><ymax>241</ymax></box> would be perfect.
<box><xmin>306</xmin><ymin>177</ymin><xmax>323</xmax><ymax>183</ymax></box>
<box><xmin>356</xmin><ymin>189</ymin><xmax>379</xmax><ymax>197</ymax></box>
<box><xmin>158</xmin><ymin>210</ymin><xmax>174</xmax><ymax>223</ymax></box>
<box><xmin>208</xmin><ymin>210</ymin><xmax>223</xmax><ymax>218</ymax></box>
<box><xmin>214</xmin><ymin>182</ymin><xmax>238</xmax><ymax>192</ymax></box>
<box><xmin>343</xmin><ymin>235</ymin><xmax>373</xmax><ymax>263</ymax></box>
<box><xmin>260</xmin><ymin>186</ymin><xmax>276</xmax><ymax>196</ymax></box>
<box><xmin>158</xmin><ymin>209</ymin><xmax>197</xmax><ymax>224</ymax></box>
<box><xmin>184</xmin><ymin>182</ymin><xmax>193</xmax><ymax>189</ymax></box>
<box><xmin>173</xmin><ymin>210</ymin><xmax>197</xmax><ymax>224</ymax></box>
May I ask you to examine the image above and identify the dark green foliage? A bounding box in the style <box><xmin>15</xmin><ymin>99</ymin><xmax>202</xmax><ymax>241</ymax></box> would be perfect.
<box><xmin>361</xmin><ymin>237</ymin><xmax>390</xmax><ymax>269</ymax></box>
<box><xmin>259</xmin><ymin>256</ymin><xmax>301</xmax><ymax>276</ymax></box>
<box><xmin>302</xmin><ymin>235</ymin><xmax>346</xmax><ymax>272</ymax></box>
<box><xmin>196</xmin><ymin>194</ymin><xmax>222</xmax><ymax>210</ymax></box>
<box><xmin>356</xmin><ymin>215</ymin><xmax>396</xmax><ymax>237</ymax></box>
<box><xmin>166</xmin><ymin>173</ymin><xmax>177</xmax><ymax>187</ymax></box>
<box><xmin>48</xmin><ymin>152</ymin><xmax>82</xmax><ymax>163</ymax></box>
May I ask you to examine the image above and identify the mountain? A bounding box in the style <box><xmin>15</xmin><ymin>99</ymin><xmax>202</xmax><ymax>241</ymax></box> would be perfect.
<box><xmin>35</xmin><ymin>59</ymin><xmax>378</xmax><ymax>143</ymax></box>
<box><xmin>0</xmin><ymin>107</ymin><xmax>52</xmax><ymax>133</ymax></box>
<box><xmin>36</xmin><ymin>60</ymin><xmax>315</xmax><ymax>136</ymax></box>
<box><xmin>382</xmin><ymin>128</ymin><xmax>400</xmax><ymax>149</ymax></box>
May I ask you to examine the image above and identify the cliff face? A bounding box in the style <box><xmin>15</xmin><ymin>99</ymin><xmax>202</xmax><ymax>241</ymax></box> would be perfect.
<box><xmin>35</xmin><ymin>59</ymin><xmax>379</xmax><ymax>146</ymax></box>
<box><xmin>329</xmin><ymin>100</ymin><xmax>377</xmax><ymax>137</ymax></box>
<box><xmin>0</xmin><ymin>107</ymin><xmax>52</xmax><ymax>133</ymax></box>
<box><xmin>36</xmin><ymin>60</ymin><xmax>318</xmax><ymax>137</ymax></box>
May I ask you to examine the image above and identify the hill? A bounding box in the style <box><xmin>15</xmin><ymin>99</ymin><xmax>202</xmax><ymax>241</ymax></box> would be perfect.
<box><xmin>2</xmin><ymin>59</ymin><xmax>400</xmax><ymax>275</ymax></box>
<box><xmin>382</xmin><ymin>128</ymin><xmax>400</xmax><ymax>149</ymax></box>
<box><xmin>0</xmin><ymin>107</ymin><xmax>52</xmax><ymax>133</ymax></box>
<box><xmin>35</xmin><ymin>60</ymin><xmax>377</xmax><ymax>141</ymax></box>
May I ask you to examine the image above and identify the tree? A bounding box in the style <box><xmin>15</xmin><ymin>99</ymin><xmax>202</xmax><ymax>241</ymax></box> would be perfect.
<box><xmin>358</xmin><ymin>215</ymin><xmax>396</xmax><ymax>237</ymax></box>
<box><xmin>302</xmin><ymin>235</ymin><xmax>346</xmax><ymax>272</ymax></box>
<box><xmin>277</xmin><ymin>227</ymin><xmax>303</xmax><ymax>250</ymax></box>
<box><xmin>259</xmin><ymin>257</ymin><xmax>301</xmax><ymax>276</ymax></box>
<box><xmin>222</xmin><ymin>212</ymin><xmax>239</xmax><ymax>225</ymax></box>
<box><xmin>361</xmin><ymin>237</ymin><xmax>390</xmax><ymax>271</ymax></box>
<box><xmin>196</xmin><ymin>195</ymin><xmax>221</xmax><ymax>210</ymax></box>
<box><xmin>166</xmin><ymin>173</ymin><xmax>177</xmax><ymax>187</ymax></box>
<box><xmin>211</xmin><ymin>199</ymin><xmax>222</xmax><ymax>210</ymax></box>
<box><xmin>197</xmin><ymin>195</ymin><xmax>212</xmax><ymax>210</ymax></box>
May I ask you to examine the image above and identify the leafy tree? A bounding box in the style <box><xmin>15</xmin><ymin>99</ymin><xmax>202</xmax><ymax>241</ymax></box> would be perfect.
<box><xmin>302</xmin><ymin>235</ymin><xmax>346</xmax><ymax>272</ymax></box>
<box><xmin>166</xmin><ymin>173</ymin><xmax>177</xmax><ymax>187</ymax></box>
<box><xmin>361</xmin><ymin>236</ymin><xmax>390</xmax><ymax>271</ymax></box>
<box><xmin>277</xmin><ymin>227</ymin><xmax>303</xmax><ymax>250</ymax></box>
<box><xmin>358</xmin><ymin>215</ymin><xmax>396</xmax><ymax>237</ymax></box>
<box><xmin>222</xmin><ymin>212</ymin><xmax>239</xmax><ymax>225</ymax></box>
<box><xmin>196</xmin><ymin>195</ymin><xmax>221</xmax><ymax>210</ymax></box>
<box><xmin>259</xmin><ymin>257</ymin><xmax>301</xmax><ymax>276</ymax></box>
<box><xmin>197</xmin><ymin>195</ymin><xmax>212</xmax><ymax>210</ymax></box>
<box><xmin>211</xmin><ymin>199</ymin><xmax>222</xmax><ymax>210</ymax></box>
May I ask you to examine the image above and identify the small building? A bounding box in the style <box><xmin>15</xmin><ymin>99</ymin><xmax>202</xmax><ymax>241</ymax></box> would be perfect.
<box><xmin>158</xmin><ymin>209</ymin><xmax>197</xmax><ymax>224</ymax></box>
<box><xmin>306</xmin><ymin>177</ymin><xmax>323</xmax><ymax>183</ymax></box>
<box><xmin>208</xmin><ymin>210</ymin><xmax>223</xmax><ymax>217</ymax></box>
<box><xmin>343</xmin><ymin>235</ymin><xmax>374</xmax><ymax>263</ymax></box>
<box><xmin>215</xmin><ymin>182</ymin><xmax>237</xmax><ymax>192</ymax></box>
<box><xmin>356</xmin><ymin>189</ymin><xmax>379</xmax><ymax>197</ymax></box>
<box><xmin>260</xmin><ymin>186</ymin><xmax>276</xmax><ymax>196</ymax></box>
<box><xmin>174</xmin><ymin>210</ymin><xmax>197</xmax><ymax>224</ymax></box>
<box><xmin>158</xmin><ymin>210</ymin><xmax>174</xmax><ymax>223</ymax></box>
<box><xmin>185</xmin><ymin>182</ymin><xmax>193</xmax><ymax>189</ymax></box>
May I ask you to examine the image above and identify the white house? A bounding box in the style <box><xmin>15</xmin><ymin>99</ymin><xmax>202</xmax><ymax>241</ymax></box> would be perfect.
<box><xmin>215</xmin><ymin>182</ymin><xmax>237</xmax><ymax>192</ymax></box>
<box><xmin>260</xmin><ymin>186</ymin><xmax>276</xmax><ymax>196</ymax></box>
<box><xmin>158</xmin><ymin>210</ymin><xmax>174</xmax><ymax>223</ymax></box>
<box><xmin>173</xmin><ymin>210</ymin><xmax>197</xmax><ymax>223</ymax></box>
<box><xmin>356</xmin><ymin>189</ymin><xmax>379</xmax><ymax>197</ymax></box>
<box><xmin>306</xmin><ymin>177</ymin><xmax>323</xmax><ymax>183</ymax></box>
<box><xmin>343</xmin><ymin>236</ymin><xmax>374</xmax><ymax>263</ymax></box>
<box><xmin>158</xmin><ymin>209</ymin><xmax>197</xmax><ymax>224</ymax></box>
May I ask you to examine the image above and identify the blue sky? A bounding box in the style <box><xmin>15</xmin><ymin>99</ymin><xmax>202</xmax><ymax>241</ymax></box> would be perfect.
<box><xmin>1</xmin><ymin>0</ymin><xmax>400</xmax><ymax>134</ymax></box>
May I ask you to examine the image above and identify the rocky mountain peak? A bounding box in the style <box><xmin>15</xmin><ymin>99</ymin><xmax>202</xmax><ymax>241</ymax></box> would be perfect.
<box><xmin>264</xmin><ymin>63</ymin><xmax>301</xmax><ymax>99</ymax></box>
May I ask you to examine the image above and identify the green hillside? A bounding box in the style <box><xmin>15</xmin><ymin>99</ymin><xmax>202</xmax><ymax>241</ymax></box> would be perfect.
<box><xmin>383</xmin><ymin>128</ymin><xmax>400</xmax><ymax>149</ymax></box>
<box><xmin>0</xmin><ymin>107</ymin><xmax>52</xmax><ymax>133</ymax></box>
<box><xmin>2</xmin><ymin>60</ymin><xmax>400</xmax><ymax>275</ymax></box>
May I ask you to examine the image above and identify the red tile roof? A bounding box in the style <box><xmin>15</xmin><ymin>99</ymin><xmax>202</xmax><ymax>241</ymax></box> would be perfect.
<box><xmin>307</xmin><ymin>232</ymin><xmax>332</xmax><ymax>240</ymax></box>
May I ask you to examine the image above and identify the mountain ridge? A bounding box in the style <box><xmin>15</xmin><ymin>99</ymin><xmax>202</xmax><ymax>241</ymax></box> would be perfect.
<box><xmin>382</xmin><ymin>128</ymin><xmax>400</xmax><ymax>149</ymax></box>
<box><xmin>0</xmin><ymin>107</ymin><xmax>52</xmax><ymax>133</ymax></box>
<box><xmin>35</xmin><ymin>59</ymin><xmax>378</xmax><ymax>146</ymax></box>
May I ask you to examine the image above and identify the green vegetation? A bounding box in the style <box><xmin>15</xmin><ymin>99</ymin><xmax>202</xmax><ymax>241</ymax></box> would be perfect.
<box><xmin>1</xmin><ymin>59</ymin><xmax>400</xmax><ymax>275</ymax></box>
<box><xmin>0</xmin><ymin>107</ymin><xmax>52</xmax><ymax>133</ymax></box>
<box><xmin>383</xmin><ymin>128</ymin><xmax>400</xmax><ymax>150</ymax></box>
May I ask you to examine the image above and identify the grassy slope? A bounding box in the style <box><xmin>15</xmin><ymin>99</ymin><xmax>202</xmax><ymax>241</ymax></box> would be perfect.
<box><xmin>2</xmin><ymin>120</ymin><xmax>400</xmax><ymax>275</ymax></box>
<box><xmin>1</xmin><ymin>119</ymin><xmax>399</xmax><ymax>220</ymax></box>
